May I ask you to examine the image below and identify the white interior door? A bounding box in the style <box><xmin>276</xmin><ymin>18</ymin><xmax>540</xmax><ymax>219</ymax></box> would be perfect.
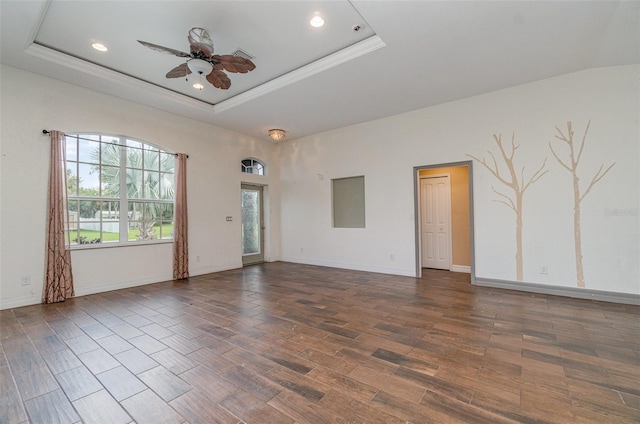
<box><xmin>420</xmin><ymin>176</ymin><xmax>451</xmax><ymax>270</ymax></box>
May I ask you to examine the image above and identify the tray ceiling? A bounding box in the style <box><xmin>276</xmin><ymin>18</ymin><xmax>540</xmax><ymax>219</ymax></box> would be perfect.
<box><xmin>1</xmin><ymin>1</ymin><xmax>638</xmax><ymax>141</ymax></box>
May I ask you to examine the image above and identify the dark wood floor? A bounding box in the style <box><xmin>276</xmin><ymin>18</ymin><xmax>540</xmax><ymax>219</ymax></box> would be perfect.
<box><xmin>1</xmin><ymin>262</ymin><xmax>638</xmax><ymax>424</ymax></box>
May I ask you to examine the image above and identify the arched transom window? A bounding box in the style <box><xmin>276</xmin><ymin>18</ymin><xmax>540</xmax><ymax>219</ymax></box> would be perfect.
<box><xmin>241</xmin><ymin>158</ymin><xmax>265</xmax><ymax>175</ymax></box>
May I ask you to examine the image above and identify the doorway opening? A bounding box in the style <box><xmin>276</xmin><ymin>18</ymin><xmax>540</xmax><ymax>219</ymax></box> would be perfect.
<box><xmin>414</xmin><ymin>161</ymin><xmax>475</xmax><ymax>283</ymax></box>
<box><xmin>241</xmin><ymin>184</ymin><xmax>265</xmax><ymax>266</ymax></box>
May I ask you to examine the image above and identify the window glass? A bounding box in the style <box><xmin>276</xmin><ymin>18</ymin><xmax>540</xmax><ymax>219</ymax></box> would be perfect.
<box><xmin>241</xmin><ymin>158</ymin><xmax>266</xmax><ymax>175</ymax></box>
<box><xmin>65</xmin><ymin>134</ymin><xmax>175</xmax><ymax>247</ymax></box>
<box><xmin>77</xmin><ymin>139</ymin><xmax>99</xmax><ymax>163</ymax></box>
<box><xmin>77</xmin><ymin>163</ymin><xmax>99</xmax><ymax>194</ymax></box>
<box><xmin>161</xmin><ymin>152</ymin><xmax>175</xmax><ymax>171</ymax></box>
<box><xmin>100</xmin><ymin>165</ymin><xmax>120</xmax><ymax>197</ymax></box>
<box><xmin>241</xmin><ymin>190</ymin><xmax>260</xmax><ymax>254</ymax></box>
<box><xmin>145</xmin><ymin>150</ymin><xmax>159</xmax><ymax>169</ymax></box>
<box><xmin>65</xmin><ymin>138</ymin><xmax>77</xmax><ymax>162</ymax></box>
<box><xmin>126</xmin><ymin>139</ymin><xmax>142</xmax><ymax>148</ymax></box>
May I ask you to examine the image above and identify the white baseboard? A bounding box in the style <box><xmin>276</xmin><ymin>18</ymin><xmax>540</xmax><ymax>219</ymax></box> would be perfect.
<box><xmin>74</xmin><ymin>262</ymin><xmax>244</xmax><ymax>297</ymax></box>
<box><xmin>0</xmin><ymin>294</ymin><xmax>42</xmax><ymax>310</ymax></box>
<box><xmin>0</xmin><ymin>263</ymin><xmax>244</xmax><ymax>311</ymax></box>
<box><xmin>474</xmin><ymin>277</ymin><xmax>640</xmax><ymax>305</ymax></box>
<box><xmin>451</xmin><ymin>265</ymin><xmax>471</xmax><ymax>273</ymax></box>
<box><xmin>189</xmin><ymin>262</ymin><xmax>243</xmax><ymax>277</ymax></box>
<box><xmin>73</xmin><ymin>274</ymin><xmax>174</xmax><ymax>298</ymax></box>
<box><xmin>279</xmin><ymin>256</ymin><xmax>416</xmax><ymax>277</ymax></box>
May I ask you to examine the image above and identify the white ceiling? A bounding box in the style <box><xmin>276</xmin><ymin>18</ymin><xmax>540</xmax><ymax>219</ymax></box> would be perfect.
<box><xmin>1</xmin><ymin>1</ymin><xmax>639</xmax><ymax>142</ymax></box>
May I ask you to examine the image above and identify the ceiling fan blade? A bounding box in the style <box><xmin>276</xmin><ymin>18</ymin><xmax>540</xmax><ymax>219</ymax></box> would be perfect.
<box><xmin>165</xmin><ymin>63</ymin><xmax>191</xmax><ymax>79</ymax></box>
<box><xmin>188</xmin><ymin>27</ymin><xmax>214</xmax><ymax>57</ymax></box>
<box><xmin>138</xmin><ymin>40</ymin><xmax>190</xmax><ymax>58</ymax></box>
<box><xmin>206</xmin><ymin>69</ymin><xmax>231</xmax><ymax>90</ymax></box>
<box><xmin>212</xmin><ymin>55</ymin><xmax>256</xmax><ymax>73</ymax></box>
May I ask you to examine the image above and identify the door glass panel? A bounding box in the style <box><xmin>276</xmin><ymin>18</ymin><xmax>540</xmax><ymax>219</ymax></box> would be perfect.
<box><xmin>241</xmin><ymin>189</ymin><xmax>260</xmax><ymax>255</ymax></box>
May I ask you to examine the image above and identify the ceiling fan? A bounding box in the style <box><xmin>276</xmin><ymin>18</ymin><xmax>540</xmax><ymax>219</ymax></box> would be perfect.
<box><xmin>137</xmin><ymin>27</ymin><xmax>256</xmax><ymax>90</ymax></box>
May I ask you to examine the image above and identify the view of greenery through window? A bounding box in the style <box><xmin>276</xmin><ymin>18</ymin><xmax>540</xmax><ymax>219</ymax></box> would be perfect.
<box><xmin>65</xmin><ymin>134</ymin><xmax>175</xmax><ymax>246</ymax></box>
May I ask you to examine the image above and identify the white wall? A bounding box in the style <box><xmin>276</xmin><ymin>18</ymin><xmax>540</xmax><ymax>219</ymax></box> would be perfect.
<box><xmin>2</xmin><ymin>64</ymin><xmax>638</xmax><ymax>309</ymax></box>
<box><xmin>280</xmin><ymin>65</ymin><xmax>639</xmax><ymax>295</ymax></box>
<box><xmin>0</xmin><ymin>65</ymin><xmax>280</xmax><ymax>309</ymax></box>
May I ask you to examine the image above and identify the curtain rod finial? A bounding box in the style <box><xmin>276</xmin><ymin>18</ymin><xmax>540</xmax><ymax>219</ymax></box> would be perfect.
<box><xmin>42</xmin><ymin>130</ymin><xmax>50</xmax><ymax>134</ymax></box>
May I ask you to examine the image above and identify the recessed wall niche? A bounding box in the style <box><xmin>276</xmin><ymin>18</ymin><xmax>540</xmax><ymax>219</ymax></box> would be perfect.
<box><xmin>332</xmin><ymin>176</ymin><xmax>365</xmax><ymax>228</ymax></box>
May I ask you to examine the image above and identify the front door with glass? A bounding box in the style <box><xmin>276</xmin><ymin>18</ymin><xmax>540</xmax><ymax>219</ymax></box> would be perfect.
<box><xmin>241</xmin><ymin>184</ymin><xmax>264</xmax><ymax>265</ymax></box>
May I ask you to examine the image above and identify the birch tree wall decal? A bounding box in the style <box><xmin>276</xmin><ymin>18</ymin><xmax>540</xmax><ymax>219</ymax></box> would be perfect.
<box><xmin>468</xmin><ymin>133</ymin><xmax>548</xmax><ymax>281</ymax></box>
<box><xmin>549</xmin><ymin>120</ymin><xmax>615</xmax><ymax>288</ymax></box>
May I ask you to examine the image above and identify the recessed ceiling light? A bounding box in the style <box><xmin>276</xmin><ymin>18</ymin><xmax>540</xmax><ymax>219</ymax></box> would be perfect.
<box><xmin>92</xmin><ymin>43</ymin><xmax>108</xmax><ymax>52</ymax></box>
<box><xmin>310</xmin><ymin>15</ymin><xmax>325</xmax><ymax>28</ymax></box>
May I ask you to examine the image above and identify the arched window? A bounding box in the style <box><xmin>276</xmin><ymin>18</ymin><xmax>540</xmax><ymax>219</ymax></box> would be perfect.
<box><xmin>241</xmin><ymin>158</ymin><xmax>265</xmax><ymax>175</ymax></box>
<box><xmin>65</xmin><ymin>134</ymin><xmax>175</xmax><ymax>246</ymax></box>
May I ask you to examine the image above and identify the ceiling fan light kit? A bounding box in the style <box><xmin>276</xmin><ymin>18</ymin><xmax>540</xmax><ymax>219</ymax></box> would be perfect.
<box><xmin>268</xmin><ymin>129</ymin><xmax>286</xmax><ymax>141</ymax></box>
<box><xmin>187</xmin><ymin>58</ymin><xmax>212</xmax><ymax>91</ymax></box>
<box><xmin>187</xmin><ymin>58</ymin><xmax>213</xmax><ymax>75</ymax></box>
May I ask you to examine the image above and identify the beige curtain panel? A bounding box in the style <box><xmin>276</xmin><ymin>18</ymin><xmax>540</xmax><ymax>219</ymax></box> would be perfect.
<box><xmin>173</xmin><ymin>153</ymin><xmax>189</xmax><ymax>279</ymax></box>
<box><xmin>43</xmin><ymin>130</ymin><xmax>74</xmax><ymax>303</ymax></box>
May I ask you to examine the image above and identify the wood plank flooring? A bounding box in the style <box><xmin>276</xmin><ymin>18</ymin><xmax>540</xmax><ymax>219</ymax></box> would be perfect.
<box><xmin>1</xmin><ymin>262</ymin><xmax>639</xmax><ymax>423</ymax></box>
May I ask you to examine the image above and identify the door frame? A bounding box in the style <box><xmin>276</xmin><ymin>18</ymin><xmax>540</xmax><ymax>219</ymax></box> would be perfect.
<box><xmin>419</xmin><ymin>173</ymin><xmax>452</xmax><ymax>271</ymax></box>
<box><xmin>241</xmin><ymin>183</ymin><xmax>265</xmax><ymax>266</ymax></box>
<box><xmin>413</xmin><ymin>160</ymin><xmax>475</xmax><ymax>283</ymax></box>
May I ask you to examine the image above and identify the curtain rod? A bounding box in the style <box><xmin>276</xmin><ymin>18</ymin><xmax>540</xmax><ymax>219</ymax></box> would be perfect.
<box><xmin>42</xmin><ymin>129</ymin><xmax>188</xmax><ymax>158</ymax></box>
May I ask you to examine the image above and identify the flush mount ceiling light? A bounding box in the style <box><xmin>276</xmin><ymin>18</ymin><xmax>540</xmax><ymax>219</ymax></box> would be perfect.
<box><xmin>268</xmin><ymin>129</ymin><xmax>286</xmax><ymax>141</ymax></box>
<box><xmin>91</xmin><ymin>42</ymin><xmax>108</xmax><ymax>52</ymax></box>
<box><xmin>310</xmin><ymin>15</ymin><xmax>325</xmax><ymax>28</ymax></box>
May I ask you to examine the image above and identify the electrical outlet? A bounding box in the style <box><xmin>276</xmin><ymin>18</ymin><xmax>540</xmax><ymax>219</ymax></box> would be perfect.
<box><xmin>196</xmin><ymin>255</ymin><xmax>201</xmax><ymax>262</ymax></box>
<box><xmin>21</xmin><ymin>276</ymin><xmax>31</xmax><ymax>286</ymax></box>
<box><xmin>539</xmin><ymin>266</ymin><xmax>548</xmax><ymax>275</ymax></box>
<box><xmin>390</xmin><ymin>254</ymin><xmax>395</xmax><ymax>261</ymax></box>
<box><xmin>226</xmin><ymin>216</ymin><xmax>233</xmax><ymax>222</ymax></box>
<box><xmin>300</xmin><ymin>247</ymin><xmax>304</xmax><ymax>253</ymax></box>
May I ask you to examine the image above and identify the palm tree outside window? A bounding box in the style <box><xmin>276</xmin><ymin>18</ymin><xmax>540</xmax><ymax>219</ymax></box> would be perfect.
<box><xmin>65</xmin><ymin>134</ymin><xmax>175</xmax><ymax>246</ymax></box>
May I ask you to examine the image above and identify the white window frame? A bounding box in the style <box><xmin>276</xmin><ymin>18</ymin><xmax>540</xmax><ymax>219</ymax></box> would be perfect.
<box><xmin>65</xmin><ymin>134</ymin><xmax>176</xmax><ymax>249</ymax></box>
<box><xmin>241</xmin><ymin>158</ymin><xmax>266</xmax><ymax>175</ymax></box>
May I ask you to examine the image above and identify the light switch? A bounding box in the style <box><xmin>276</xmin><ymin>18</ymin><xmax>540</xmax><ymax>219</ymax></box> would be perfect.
<box><xmin>226</xmin><ymin>216</ymin><xmax>232</xmax><ymax>221</ymax></box>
